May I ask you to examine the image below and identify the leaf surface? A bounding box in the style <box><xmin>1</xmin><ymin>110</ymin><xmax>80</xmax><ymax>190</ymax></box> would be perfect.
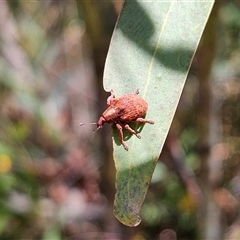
<box><xmin>103</xmin><ymin>0</ymin><xmax>214</xmax><ymax>227</ymax></box>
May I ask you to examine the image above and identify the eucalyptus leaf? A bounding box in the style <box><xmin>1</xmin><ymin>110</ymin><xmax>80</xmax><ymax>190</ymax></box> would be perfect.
<box><xmin>103</xmin><ymin>0</ymin><xmax>214</xmax><ymax>227</ymax></box>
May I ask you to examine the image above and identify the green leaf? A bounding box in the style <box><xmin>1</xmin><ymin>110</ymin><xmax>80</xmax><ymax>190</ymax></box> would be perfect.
<box><xmin>103</xmin><ymin>0</ymin><xmax>214</xmax><ymax>227</ymax></box>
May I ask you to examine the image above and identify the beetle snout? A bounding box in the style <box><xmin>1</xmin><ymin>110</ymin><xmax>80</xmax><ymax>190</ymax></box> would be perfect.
<box><xmin>96</xmin><ymin>116</ymin><xmax>106</xmax><ymax>130</ymax></box>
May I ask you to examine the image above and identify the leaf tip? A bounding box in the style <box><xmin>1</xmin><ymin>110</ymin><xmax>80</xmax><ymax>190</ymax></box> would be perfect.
<box><xmin>113</xmin><ymin>207</ymin><xmax>141</xmax><ymax>227</ymax></box>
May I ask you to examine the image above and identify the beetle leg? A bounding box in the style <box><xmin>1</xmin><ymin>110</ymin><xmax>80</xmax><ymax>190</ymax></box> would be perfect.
<box><xmin>107</xmin><ymin>89</ymin><xmax>115</xmax><ymax>106</ymax></box>
<box><xmin>135</xmin><ymin>118</ymin><xmax>154</xmax><ymax>124</ymax></box>
<box><xmin>123</xmin><ymin>123</ymin><xmax>141</xmax><ymax>139</ymax></box>
<box><xmin>115</xmin><ymin>122</ymin><xmax>129</xmax><ymax>150</ymax></box>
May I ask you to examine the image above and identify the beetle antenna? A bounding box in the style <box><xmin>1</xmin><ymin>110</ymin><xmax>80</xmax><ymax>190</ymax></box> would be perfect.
<box><xmin>80</xmin><ymin>122</ymin><xmax>100</xmax><ymax>133</ymax></box>
<box><xmin>79</xmin><ymin>122</ymin><xmax>97</xmax><ymax>126</ymax></box>
<box><xmin>93</xmin><ymin>125</ymin><xmax>102</xmax><ymax>133</ymax></box>
<box><xmin>93</xmin><ymin>129</ymin><xmax>97</xmax><ymax>133</ymax></box>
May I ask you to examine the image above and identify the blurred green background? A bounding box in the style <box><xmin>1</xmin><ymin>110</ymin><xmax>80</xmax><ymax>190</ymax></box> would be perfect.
<box><xmin>0</xmin><ymin>1</ymin><xmax>240</xmax><ymax>239</ymax></box>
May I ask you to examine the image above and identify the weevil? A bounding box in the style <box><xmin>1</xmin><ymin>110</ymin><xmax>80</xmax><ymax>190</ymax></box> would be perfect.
<box><xmin>80</xmin><ymin>89</ymin><xmax>154</xmax><ymax>150</ymax></box>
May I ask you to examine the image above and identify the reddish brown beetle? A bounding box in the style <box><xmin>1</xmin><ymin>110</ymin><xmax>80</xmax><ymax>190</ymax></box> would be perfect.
<box><xmin>80</xmin><ymin>89</ymin><xmax>154</xmax><ymax>150</ymax></box>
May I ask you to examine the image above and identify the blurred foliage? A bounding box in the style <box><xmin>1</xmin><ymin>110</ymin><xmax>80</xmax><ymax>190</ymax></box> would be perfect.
<box><xmin>0</xmin><ymin>0</ymin><xmax>240</xmax><ymax>239</ymax></box>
